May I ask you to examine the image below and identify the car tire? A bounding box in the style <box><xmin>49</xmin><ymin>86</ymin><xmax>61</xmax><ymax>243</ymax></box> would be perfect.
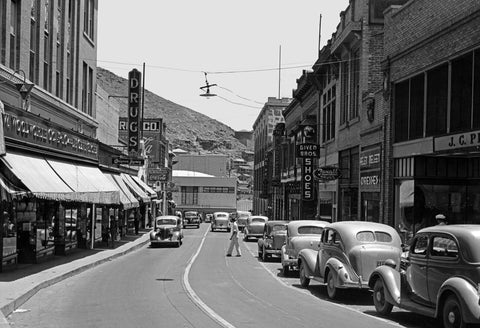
<box><xmin>443</xmin><ymin>295</ymin><xmax>465</xmax><ymax>328</ymax></box>
<box><xmin>299</xmin><ymin>261</ymin><xmax>310</xmax><ymax>288</ymax></box>
<box><xmin>373</xmin><ymin>279</ymin><xmax>393</xmax><ymax>315</ymax></box>
<box><xmin>326</xmin><ymin>270</ymin><xmax>338</xmax><ymax>299</ymax></box>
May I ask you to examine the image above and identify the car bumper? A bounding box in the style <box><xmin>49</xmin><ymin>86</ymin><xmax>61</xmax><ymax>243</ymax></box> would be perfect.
<box><xmin>282</xmin><ymin>257</ymin><xmax>298</xmax><ymax>267</ymax></box>
<box><xmin>150</xmin><ymin>239</ymin><xmax>179</xmax><ymax>245</ymax></box>
<box><xmin>265</xmin><ymin>249</ymin><xmax>282</xmax><ymax>256</ymax></box>
<box><xmin>245</xmin><ymin>233</ymin><xmax>263</xmax><ymax>238</ymax></box>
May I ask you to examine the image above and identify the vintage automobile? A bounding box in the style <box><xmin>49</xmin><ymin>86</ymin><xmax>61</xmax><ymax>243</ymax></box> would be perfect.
<box><xmin>149</xmin><ymin>215</ymin><xmax>183</xmax><ymax>247</ymax></box>
<box><xmin>257</xmin><ymin>221</ymin><xmax>288</xmax><ymax>262</ymax></box>
<box><xmin>281</xmin><ymin>220</ymin><xmax>329</xmax><ymax>276</ymax></box>
<box><xmin>183</xmin><ymin>211</ymin><xmax>200</xmax><ymax>229</ymax></box>
<box><xmin>236</xmin><ymin>210</ymin><xmax>251</xmax><ymax>231</ymax></box>
<box><xmin>369</xmin><ymin>225</ymin><xmax>480</xmax><ymax>328</ymax></box>
<box><xmin>211</xmin><ymin>212</ymin><xmax>231</xmax><ymax>232</ymax></box>
<box><xmin>243</xmin><ymin>216</ymin><xmax>269</xmax><ymax>241</ymax></box>
<box><xmin>298</xmin><ymin>221</ymin><xmax>402</xmax><ymax>299</ymax></box>
<box><xmin>204</xmin><ymin>213</ymin><xmax>213</xmax><ymax>223</ymax></box>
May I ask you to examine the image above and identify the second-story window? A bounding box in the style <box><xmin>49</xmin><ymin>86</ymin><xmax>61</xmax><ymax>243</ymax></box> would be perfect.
<box><xmin>30</xmin><ymin>0</ymin><xmax>40</xmax><ymax>83</ymax></box>
<box><xmin>55</xmin><ymin>0</ymin><xmax>64</xmax><ymax>98</ymax></box>
<box><xmin>340</xmin><ymin>59</ymin><xmax>349</xmax><ymax>125</ymax></box>
<box><xmin>350</xmin><ymin>50</ymin><xmax>360</xmax><ymax>120</ymax></box>
<box><xmin>83</xmin><ymin>0</ymin><xmax>94</xmax><ymax>41</ymax></box>
<box><xmin>9</xmin><ymin>0</ymin><xmax>19</xmax><ymax>70</ymax></box>
<box><xmin>44</xmin><ymin>0</ymin><xmax>53</xmax><ymax>91</ymax></box>
<box><xmin>322</xmin><ymin>85</ymin><xmax>336</xmax><ymax>143</ymax></box>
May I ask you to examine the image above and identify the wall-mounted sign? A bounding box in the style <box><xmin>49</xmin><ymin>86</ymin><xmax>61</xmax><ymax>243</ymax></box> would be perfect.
<box><xmin>112</xmin><ymin>156</ymin><xmax>144</xmax><ymax>166</ymax></box>
<box><xmin>147</xmin><ymin>167</ymin><xmax>170</xmax><ymax>184</ymax></box>
<box><xmin>360</xmin><ymin>147</ymin><xmax>381</xmax><ymax>169</ymax></box>
<box><xmin>296</xmin><ymin>143</ymin><xmax>321</xmax><ymax>158</ymax></box>
<box><xmin>302</xmin><ymin>157</ymin><xmax>314</xmax><ymax>201</ymax></box>
<box><xmin>360</xmin><ymin>171</ymin><xmax>381</xmax><ymax>189</ymax></box>
<box><xmin>119</xmin><ymin>118</ymin><xmax>163</xmax><ymax>162</ymax></box>
<box><xmin>313</xmin><ymin>166</ymin><xmax>341</xmax><ymax>181</ymax></box>
<box><xmin>434</xmin><ymin>130</ymin><xmax>480</xmax><ymax>152</ymax></box>
<box><xmin>3</xmin><ymin>106</ymin><xmax>98</xmax><ymax>160</ymax></box>
<box><xmin>128</xmin><ymin>69</ymin><xmax>141</xmax><ymax>154</ymax></box>
<box><xmin>301</xmin><ymin>124</ymin><xmax>317</xmax><ymax>142</ymax></box>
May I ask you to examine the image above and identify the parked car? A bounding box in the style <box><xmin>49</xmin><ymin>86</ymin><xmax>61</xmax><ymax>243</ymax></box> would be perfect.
<box><xmin>211</xmin><ymin>212</ymin><xmax>231</xmax><ymax>232</ymax></box>
<box><xmin>183</xmin><ymin>211</ymin><xmax>200</xmax><ymax>228</ymax></box>
<box><xmin>298</xmin><ymin>221</ymin><xmax>402</xmax><ymax>299</ymax></box>
<box><xmin>204</xmin><ymin>213</ymin><xmax>213</xmax><ymax>223</ymax></box>
<box><xmin>149</xmin><ymin>215</ymin><xmax>183</xmax><ymax>247</ymax></box>
<box><xmin>281</xmin><ymin>220</ymin><xmax>329</xmax><ymax>276</ymax></box>
<box><xmin>236</xmin><ymin>210</ymin><xmax>251</xmax><ymax>231</ymax></box>
<box><xmin>243</xmin><ymin>216</ymin><xmax>269</xmax><ymax>241</ymax></box>
<box><xmin>257</xmin><ymin>221</ymin><xmax>288</xmax><ymax>262</ymax></box>
<box><xmin>369</xmin><ymin>224</ymin><xmax>480</xmax><ymax>328</ymax></box>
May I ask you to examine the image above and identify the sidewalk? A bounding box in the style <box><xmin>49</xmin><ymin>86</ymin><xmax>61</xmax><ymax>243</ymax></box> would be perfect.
<box><xmin>0</xmin><ymin>230</ymin><xmax>151</xmax><ymax>327</ymax></box>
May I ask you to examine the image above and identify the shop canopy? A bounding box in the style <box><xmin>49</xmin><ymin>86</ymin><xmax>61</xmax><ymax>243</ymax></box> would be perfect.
<box><xmin>1</xmin><ymin>152</ymin><xmax>120</xmax><ymax>204</ymax></box>
<box><xmin>0</xmin><ymin>171</ymin><xmax>28</xmax><ymax>201</ymax></box>
<box><xmin>121</xmin><ymin>173</ymin><xmax>150</xmax><ymax>202</ymax></box>
<box><xmin>104</xmin><ymin>173</ymin><xmax>139</xmax><ymax>209</ymax></box>
<box><xmin>131</xmin><ymin>176</ymin><xmax>157</xmax><ymax>199</ymax></box>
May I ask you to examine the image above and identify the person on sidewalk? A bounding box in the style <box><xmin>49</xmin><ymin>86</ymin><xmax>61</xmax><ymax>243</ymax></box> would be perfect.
<box><xmin>226</xmin><ymin>217</ymin><xmax>241</xmax><ymax>257</ymax></box>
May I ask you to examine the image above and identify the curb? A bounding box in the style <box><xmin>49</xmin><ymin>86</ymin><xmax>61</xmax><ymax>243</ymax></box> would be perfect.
<box><xmin>0</xmin><ymin>237</ymin><xmax>149</xmax><ymax>326</ymax></box>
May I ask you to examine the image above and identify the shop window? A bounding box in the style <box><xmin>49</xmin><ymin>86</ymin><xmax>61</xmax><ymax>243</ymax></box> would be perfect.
<box><xmin>64</xmin><ymin>207</ymin><xmax>77</xmax><ymax>244</ymax></box>
<box><xmin>451</xmin><ymin>53</ymin><xmax>473</xmax><ymax>133</ymax></box>
<box><xmin>474</xmin><ymin>49</ymin><xmax>480</xmax><ymax>129</ymax></box>
<box><xmin>362</xmin><ymin>192</ymin><xmax>380</xmax><ymax>222</ymax></box>
<box><xmin>409</xmin><ymin>74</ymin><xmax>425</xmax><ymax>139</ymax></box>
<box><xmin>426</xmin><ymin>64</ymin><xmax>448</xmax><ymax>136</ymax></box>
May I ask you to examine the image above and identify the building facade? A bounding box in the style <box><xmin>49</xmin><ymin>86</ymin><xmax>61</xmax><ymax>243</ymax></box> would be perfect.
<box><xmin>252</xmin><ymin>97</ymin><xmax>290</xmax><ymax>217</ymax></box>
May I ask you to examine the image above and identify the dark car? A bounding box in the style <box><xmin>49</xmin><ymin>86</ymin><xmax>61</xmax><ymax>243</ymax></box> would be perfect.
<box><xmin>149</xmin><ymin>216</ymin><xmax>183</xmax><ymax>247</ymax></box>
<box><xmin>369</xmin><ymin>224</ymin><xmax>480</xmax><ymax>328</ymax></box>
<box><xmin>183</xmin><ymin>211</ymin><xmax>200</xmax><ymax>228</ymax></box>
<box><xmin>257</xmin><ymin>220</ymin><xmax>288</xmax><ymax>262</ymax></box>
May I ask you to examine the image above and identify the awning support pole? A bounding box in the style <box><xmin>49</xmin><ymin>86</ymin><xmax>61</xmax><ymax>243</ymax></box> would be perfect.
<box><xmin>90</xmin><ymin>204</ymin><xmax>96</xmax><ymax>249</ymax></box>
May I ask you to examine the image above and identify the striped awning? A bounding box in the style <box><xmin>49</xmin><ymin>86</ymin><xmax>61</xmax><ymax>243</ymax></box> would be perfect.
<box><xmin>105</xmin><ymin>173</ymin><xmax>139</xmax><ymax>209</ymax></box>
<box><xmin>131</xmin><ymin>176</ymin><xmax>157</xmax><ymax>199</ymax></box>
<box><xmin>121</xmin><ymin>173</ymin><xmax>150</xmax><ymax>202</ymax></box>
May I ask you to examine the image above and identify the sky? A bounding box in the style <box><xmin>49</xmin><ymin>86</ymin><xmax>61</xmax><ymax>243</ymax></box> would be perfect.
<box><xmin>97</xmin><ymin>1</ymin><xmax>350</xmax><ymax>131</ymax></box>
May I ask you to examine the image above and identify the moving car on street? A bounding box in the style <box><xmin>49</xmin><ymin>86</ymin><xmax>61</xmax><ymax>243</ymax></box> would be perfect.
<box><xmin>298</xmin><ymin>221</ymin><xmax>401</xmax><ymax>299</ymax></box>
<box><xmin>257</xmin><ymin>221</ymin><xmax>288</xmax><ymax>262</ymax></box>
<box><xmin>369</xmin><ymin>224</ymin><xmax>480</xmax><ymax>328</ymax></box>
<box><xmin>281</xmin><ymin>220</ymin><xmax>329</xmax><ymax>276</ymax></box>
<box><xmin>149</xmin><ymin>215</ymin><xmax>183</xmax><ymax>247</ymax></box>
<box><xmin>236</xmin><ymin>210</ymin><xmax>251</xmax><ymax>231</ymax></box>
<box><xmin>211</xmin><ymin>212</ymin><xmax>231</xmax><ymax>232</ymax></box>
<box><xmin>243</xmin><ymin>216</ymin><xmax>268</xmax><ymax>241</ymax></box>
<box><xmin>204</xmin><ymin>213</ymin><xmax>213</xmax><ymax>223</ymax></box>
<box><xmin>183</xmin><ymin>211</ymin><xmax>200</xmax><ymax>229</ymax></box>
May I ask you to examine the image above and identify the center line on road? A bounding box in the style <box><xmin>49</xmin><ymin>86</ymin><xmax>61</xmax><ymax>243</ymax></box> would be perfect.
<box><xmin>182</xmin><ymin>228</ymin><xmax>236</xmax><ymax>328</ymax></box>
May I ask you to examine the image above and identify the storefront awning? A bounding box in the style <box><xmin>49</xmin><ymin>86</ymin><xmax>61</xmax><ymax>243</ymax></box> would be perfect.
<box><xmin>0</xmin><ymin>171</ymin><xmax>29</xmax><ymax>201</ymax></box>
<box><xmin>121</xmin><ymin>173</ymin><xmax>150</xmax><ymax>202</ymax></box>
<box><xmin>1</xmin><ymin>152</ymin><xmax>120</xmax><ymax>204</ymax></box>
<box><xmin>131</xmin><ymin>176</ymin><xmax>157</xmax><ymax>199</ymax></box>
<box><xmin>46</xmin><ymin>159</ymin><xmax>120</xmax><ymax>204</ymax></box>
<box><xmin>105</xmin><ymin>173</ymin><xmax>139</xmax><ymax>209</ymax></box>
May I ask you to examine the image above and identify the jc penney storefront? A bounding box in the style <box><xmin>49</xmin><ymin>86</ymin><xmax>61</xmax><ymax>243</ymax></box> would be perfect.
<box><xmin>0</xmin><ymin>104</ymin><xmax>121</xmax><ymax>271</ymax></box>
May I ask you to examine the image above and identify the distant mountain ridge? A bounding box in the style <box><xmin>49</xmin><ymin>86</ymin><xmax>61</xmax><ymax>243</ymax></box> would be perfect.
<box><xmin>97</xmin><ymin>67</ymin><xmax>248</xmax><ymax>156</ymax></box>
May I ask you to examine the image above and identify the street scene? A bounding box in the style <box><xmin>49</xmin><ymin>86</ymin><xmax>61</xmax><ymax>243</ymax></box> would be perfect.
<box><xmin>1</xmin><ymin>0</ymin><xmax>480</xmax><ymax>328</ymax></box>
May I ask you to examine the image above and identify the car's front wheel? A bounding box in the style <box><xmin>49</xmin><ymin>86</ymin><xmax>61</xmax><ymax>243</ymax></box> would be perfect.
<box><xmin>299</xmin><ymin>261</ymin><xmax>310</xmax><ymax>288</ymax></box>
<box><xmin>443</xmin><ymin>295</ymin><xmax>465</xmax><ymax>328</ymax></box>
<box><xmin>373</xmin><ymin>279</ymin><xmax>393</xmax><ymax>315</ymax></box>
<box><xmin>326</xmin><ymin>270</ymin><xmax>338</xmax><ymax>299</ymax></box>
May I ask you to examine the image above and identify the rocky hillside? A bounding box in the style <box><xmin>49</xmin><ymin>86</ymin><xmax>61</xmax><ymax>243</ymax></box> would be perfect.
<box><xmin>97</xmin><ymin>67</ymin><xmax>249</xmax><ymax>156</ymax></box>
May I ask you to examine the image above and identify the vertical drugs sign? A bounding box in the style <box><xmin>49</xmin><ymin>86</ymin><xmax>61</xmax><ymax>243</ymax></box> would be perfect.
<box><xmin>128</xmin><ymin>69</ymin><xmax>141</xmax><ymax>154</ymax></box>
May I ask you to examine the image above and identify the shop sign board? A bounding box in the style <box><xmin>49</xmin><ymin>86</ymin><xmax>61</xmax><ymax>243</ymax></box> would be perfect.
<box><xmin>128</xmin><ymin>69</ymin><xmax>141</xmax><ymax>154</ymax></box>
<box><xmin>296</xmin><ymin>143</ymin><xmax>321</xmax><ymax>158</ymax></box>
<box><xmin>434</xmin><ymin>130</ymin><xmax>480</xmax><ymax>152</ymax></box>
<box><xmin>111</xmin><ymin>156</ymin><xmax>144</xmax><ymax>166</ymax></box>
<box><xmin>360</xmin><ymin>170</ymin><xmax>381</xmax><ymax>189</ymax></box>
<box><xmin>302</xmin><ymin>158</ymin><xmax>314</xmax><ymax>201</ymax></box>
<box><xmin>313</xmin><ymin>166</ymin><xmax>341</xmax><ymax>181</ymax></box>
<box><xmin>147</xmin><ymin>167</ymin><xmax>170</xmax><ymax>184</ymax></box>
<box><xmin>119</xmin><ymin>118</ymin><xmax>163</xmax><ymax>162</ymax></box>
<box><xmin>359</xmin><ymin>147</ymin><xmax>381</xmax><ymax>169</ymax></box>
<box><xmin>2</xmin><ymin>106</ymin><xmax>98</xmax><ymax>160</ymax></box>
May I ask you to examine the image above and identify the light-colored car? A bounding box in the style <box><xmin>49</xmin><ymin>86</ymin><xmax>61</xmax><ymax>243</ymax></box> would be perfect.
<box><xmin>183</xmin><ymin>211</ymin><xmax>200</xmax><ymax>228</ymax></box>
<box><xmin>149</xmin><ymin>215</ymin><xmax>183</xmax><ymax>247</ymax></box>
<box><xmin>243</xmin><ymin>216</ymin><xmax>269</xmax><ymax>241</ymax></box>
<box><xmin>204</xmin><ymin>213</ymin><xmax>213</xmax><ymax>223</ymax></box>
<box><xmin>281</xmin><ymin>220</ymin><xmax>329</xmax><ymax>276</ymax></box>
<box><xmin>298</xmin><ymin>221</ymin><xmax>402</xmax><ymax>299</ymax></box>
<box><xmin>236</xmin><ymin>210</ymin><xmax>251</xmax><ymax>231</ymax></box>
<box><xmin>257</xmin><ymin>221</ymin><xmax>288</xmax><ymax>262</ymax></box>
<box><xmin>369</xmin><ymin>224</ymin><xmax>480</xmax><ymax>328</ymax></box>
<box><xmin>211</xmin><ymin>212</ymin><xmax>231</xmax><ymax>232</ymax></box>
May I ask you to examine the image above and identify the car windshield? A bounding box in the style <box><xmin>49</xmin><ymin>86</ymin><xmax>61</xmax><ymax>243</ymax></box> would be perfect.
<box><xmin>252</xmin><ymin>218</ymin><xmax>266</xmax><ymax>223</ymax></box>
<box><xmin>185</xmin><ymin>212</ymin><xmax>197</xmax><ymax>217</ymax></box>
<box><xmin>216</xmin><ymin>214</ymin><xmax>227</xmax><ymax>218</ymax></box>
<box><xmin>156</xmin><ymin>219</ymin><xmax>177</xmax><ymax>226</ymax></box>
<box><xmin>298</xmin><ymin>226</ymin><xmax>323</xmax><ymax>235</ymax></box>
<box><xmin>271</xmin><ymin>224</ymin><xmax>286</xmax><ymax>232</ymax></box>
<box><xmin>356</xmin><ymin>231</ymin><xmax>393</xmax><ymax>243</ymax></box>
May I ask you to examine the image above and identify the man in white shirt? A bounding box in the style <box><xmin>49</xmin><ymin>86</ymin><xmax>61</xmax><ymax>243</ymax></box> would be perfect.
<box><xmin>226</xmin><ymin>217</ymin><xmax>241</xmax><ymax>257</ymax></box>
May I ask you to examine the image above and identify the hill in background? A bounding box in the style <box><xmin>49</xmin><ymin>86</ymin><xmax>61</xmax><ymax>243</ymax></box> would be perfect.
<box><xmin>97</xmin><ymin>67</ymin><xmax>250</xmax><ymax>157</ymax></box>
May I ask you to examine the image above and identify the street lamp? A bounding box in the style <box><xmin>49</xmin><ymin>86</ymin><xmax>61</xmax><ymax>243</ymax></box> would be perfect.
<box><xmin>199</xmin><ymin>72</ymin><xmax>217</xmax><ymax>98</ymax></box>
<box><xmin>1</xmin><ymin>69</ymin><xmax>34</xmax><ymax>110</ymax></box>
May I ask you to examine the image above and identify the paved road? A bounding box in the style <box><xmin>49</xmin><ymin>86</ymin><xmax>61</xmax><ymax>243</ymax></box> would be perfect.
<box><xmin>8</xmin><ymin>224</ymin><xmax>437</xmax><ymax>328</ymax></box>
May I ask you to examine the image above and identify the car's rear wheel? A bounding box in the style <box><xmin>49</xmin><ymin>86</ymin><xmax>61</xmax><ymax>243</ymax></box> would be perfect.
<box><xmin>326</xmin><ymin>270</ymin><xmax>338</xmax><ymax>299</ymax></box>
<box><xmin>373</xmin><ymin>279</ymin><xmax>393</xmax><ymax>315</ymax></box>
<box><xmin>299</xmin><ymin>261</ymin><xmax>310</xmax><ymax>287</ymax></box>
<box><xmin>443</xmin><ymin>295</ymin><xmax>466</xmax><ymax>328</ymax></box>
